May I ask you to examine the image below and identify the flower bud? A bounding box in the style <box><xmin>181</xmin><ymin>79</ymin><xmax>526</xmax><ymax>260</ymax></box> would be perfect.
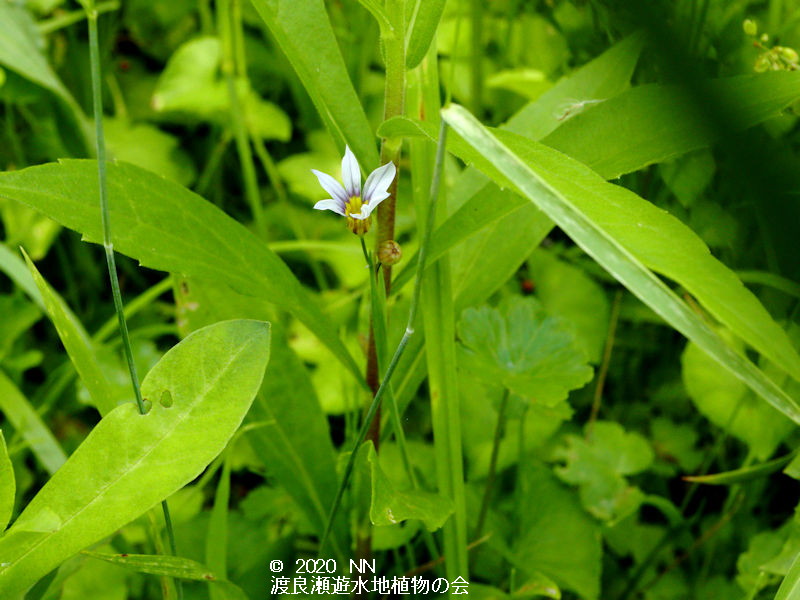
<box><xmin>743</xmin><ymin>19</ymin><xmax>757</xmax><ymax>37</ymax></box>
<box><xmin>780</xmin><ymin>46</ymin><xmax>799</xmax><ymax>63</ymax></box>
<box><xmin>377</xmin><ymin>240</ymin><xmax>402</xmax><ymax>266</ymax></box>
<box><xmin>754</xmin><ymin>54</ymin><xmax>771</xmax><ymax>72</ymax></box>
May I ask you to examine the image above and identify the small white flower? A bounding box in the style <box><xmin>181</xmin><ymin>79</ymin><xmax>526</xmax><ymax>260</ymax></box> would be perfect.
<box><xmin>312</xmin><ymin>146</ymin><xmax>396</xmax><ymax>236</ymax></box>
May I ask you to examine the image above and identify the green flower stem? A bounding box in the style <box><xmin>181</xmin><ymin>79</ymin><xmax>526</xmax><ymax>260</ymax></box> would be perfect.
<box><xmin>38</xmin><ymin>0</ymin><xmax>119</xmax><ymax>35</ymax></box>
<box><xmin>356</xmin><ymin>0</ymin><xmax>408</xmax><ymax>567</ymax></box>
<box><xmin>470</xmin><ymin>0</ymin><xmax>484</xmax><ymax>115</ymax></box>
<box><xmin>361</xmin><ymin>238</ymin><xmax>415</xmax><ymax>488</ymax></box>
<box><xmin>195</xmin><ymin>130</ymin><xmax>232</xmax><ymax>198</ymax></box>
<box><xmin>93</xmin><ymin>277</ymin><xmax>174</xmax><ymax>343</ymax></box>
<box><xmin>86</xmin><ymin>8</ymin><xmax>180</xmax><ymax>598</ymax></box>
<box><xmin>475</xmin><ymin>388</ymin><xmax>510</xmax><ymax>538</ymax></box>
<box><xmin>319</xmin><ymin>120</ymin><xmax>450</xmax><ymax>558</ymax></box>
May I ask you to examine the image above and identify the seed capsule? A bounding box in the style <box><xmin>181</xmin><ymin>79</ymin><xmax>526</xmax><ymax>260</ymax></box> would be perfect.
<box><xmin>377</xmin><ymin>240</ymin><xmax>402</xmax><ymax>266</ymax></box>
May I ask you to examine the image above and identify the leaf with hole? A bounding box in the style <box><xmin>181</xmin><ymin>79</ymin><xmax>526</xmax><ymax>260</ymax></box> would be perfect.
<box><xmin>0</xmin><ymin>319</ymin><xmax>270</xmax><ymax>597</ymax></box>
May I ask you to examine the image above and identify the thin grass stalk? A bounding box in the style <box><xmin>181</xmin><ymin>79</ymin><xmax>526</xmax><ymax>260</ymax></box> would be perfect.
<box><xmin>85</xmin><ymin>7</ymin><xmax>180</xmax><ymax>598</ymax></box>
<box><xmin>318</xmin><ymin>120</ymin><xmax>450</xmax><ymax>558</ymax></box>
<box><xmin>218</xmin><ymin>0</ymin><xmax>265</xmax><ymax>232</ymax></box>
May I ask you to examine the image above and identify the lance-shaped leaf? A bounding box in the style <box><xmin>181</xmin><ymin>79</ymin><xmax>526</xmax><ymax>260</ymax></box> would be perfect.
<box><xmin>23</xmin><ymin>251</ymin><xmax>116</xmax><ymax>416</ymax></box>
<box><xmin>457</xmin><ymin>297</ymin><xmax>593</xmax><ymax>405</ymax></box>
<box><xmin>438</xmin><ymin>104</ymin><xmax>800</xmax><ymax>425</ymax></box>
<box><xmin>0</xmin><ymin>372</ymin><xmax>66</xmax><ymax>476</ymax></box>
<box><xmin>0</xmin><ymin>320</ymin><xmax>270</xmax><ymax>597</ymax></box>
<box><xmin>405</xmin><ymin>0</ymin><xmax>447</xmax><ymax>69</ymax></box>
<box><xmin>0</xmin><ymin>160</ymin><xmax>360</xmax><ymax>381</ymax></box>
<box><xmin>250</xmin><ymin>0</ymin><xmax>379</xmax><ymax>169</ymax></box>
<box><xmin>0</xmin><ymin>431</ymin><xmax>14</xmax><ymax>533</ymax></box>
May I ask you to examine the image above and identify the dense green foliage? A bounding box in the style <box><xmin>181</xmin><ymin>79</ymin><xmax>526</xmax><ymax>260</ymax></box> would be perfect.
<box><xmin>1</xmin><ymin>1</ymin><xmax>800</xmax><ymax>599</ymax></box>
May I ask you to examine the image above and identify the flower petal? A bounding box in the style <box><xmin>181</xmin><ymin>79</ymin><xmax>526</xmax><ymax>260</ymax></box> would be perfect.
<box><xmin>363</xmin><ymin>161</ymin><xmax>396</xmax><ymax>204</ymax></box>
<box><xmin>313</xmin><ymin>198</ymin><xmax>346</xmax><ymax>215</ymax></box>
<box><xmin>353</xmin><ymin>192</ymin><xmax>389</xmax><ymax>220</ymax></box>
<box><xmin>311</xmin><ymin>169</ymin><xmax>348</xmax><ymax>204</ymax></box>
<box><xmin>341</xmin><ymin>146</ymin><xmax>361</xmax><ymax>198</ymax></box>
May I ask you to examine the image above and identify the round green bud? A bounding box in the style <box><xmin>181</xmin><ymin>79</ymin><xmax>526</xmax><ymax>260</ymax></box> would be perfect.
<box><xmin>377</xmin><ymin>240</ymin><xmax>402</xmax><ymax>266</ymax></box>
<box><xmin>743</xmin><ymin>19</ymin><xmax>757</xmax><ymax>37</ymax></box>
<box><xmin>754</xmin><ymin>54</ymin><xmax>771</xmax><ymax>72</ymax></box>
<box><xmin>779</xmin><ymin>46</ymin><xmax>799</xmax><ymax>63</ymax></box>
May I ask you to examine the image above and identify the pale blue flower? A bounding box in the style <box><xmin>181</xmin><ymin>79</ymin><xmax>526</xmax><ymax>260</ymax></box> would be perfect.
<box><xmin>312</xmin><ymin>146</ymin><xmax>396</xmax><ymax>235</ymax></box>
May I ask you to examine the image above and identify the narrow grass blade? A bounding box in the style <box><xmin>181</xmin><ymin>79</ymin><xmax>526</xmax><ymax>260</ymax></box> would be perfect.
<box><xmin>249</xmin><ymin>0</ymin><xmax>379</xmax><ymax>169</ymax></box>
<box><xmin>0</xmin><ymin>431</ymin><xmax>14</xmax><ymax>532</ymax></box>
<box><xmin>441</xmin><ymin>103</ymin><xmax>800</xmax><ymax>425</ymax></box>
<box><xmin>23</xmin><ymin>251</ymin><xmax>116</xmax><ymax>416</ymax></box>
<box><xmin>0</xmin><ymin>372</ymin><xmax>66</xmax><ymax>475</ymax></box>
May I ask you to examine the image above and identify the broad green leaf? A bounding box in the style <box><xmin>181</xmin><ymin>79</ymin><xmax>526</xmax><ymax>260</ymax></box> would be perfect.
<box><xmin>0</xmin><ymin>320</ymin><xmax>270</xmax><ymax>597</ymax></box>
<box><xmin>173</xmin><ymin>277</ymin><xmax>346</xmax><ymax>558</ymax></box>
<box><xmin>405</xmin><ymin>0</ymin><xmax>447</xmax><ymax>69</ymax></box>
<box><xmin>542</xmin><ymin>72</ymin><xmax>800</xmax><ymax>180</ymax></box>
<box><xmin>151</xmin><ymin>37</ymin><xmax>227</xmax><ymax>114</ymax></box>
<box><xmin>0</xmin><ymin>201</ymin><xmax>61</xmax><ymax>262</ymax></box>
<box><xmin>554</xmin><ymin>421</ymin><xmax>653</xmax><ymax>522</ymax></box>
<box><xmin>0</xmin><ymin>244</ymin><xmax>43</xmax><ymax>308</ymax></box>
<box><xmin>0</xmin><ymin>371</ymin><xmax>66</xmax><ymax>475</ymax></box>
<box><xmin>82</xmin><ymin>551</ymin><xmax>222</xmax><ymax>582</ymax></box>
<box><xmin>513</xmin><ymin>463</ymin><xmax>601</xmax><ymax>599</ymax></box>
<box><xmin>682</xmin><ymin>331</ymin><xmax>796</xmax><ymax>460</ymax></box>
<box><xmin>486</xmin><ymin>68</ymin><xmax>551</xmax><ymax>100</ymax></box>
<box><xmin>457</xmin><ymin>297</ymin><xmax>593</xmax><ymax>405</ymax></box>
<box><xmin>105</xmin><ymin>118</ymin><xmax>197</xmax><ymax>186</ymax></box>
<box><xmin>505</xmin><ymin>32</ymin><xmax>645</xmax><ymax>141</ymax></box>
<box><xmin>24</xmin><ymin>252</ymin><xmax>117</xmax><ymax>416</ymax></box>
<box><xmin>527</xmin><ymin>249</ymin><xmax>610</xmax><ymax>363</ymax></box>
<box><xmin>250</xmin><ymin>0</ymin><xmax>379</xmax><ymax>169</ymax></box>
<box><xmin>151</xmin><ymin>37</ymin><xmax>291</xmax><ymax>142</ymax></box>
<box><xmin>362</xmin><ymin>442</ymin><xmax>452</xmax><ymax>531</ymax></box>
<box><xmin>388</xmin><ymin>71</ymin><xmax>800</xmax><ymax>300</ymax></box>
<box><xmin>439</xmin><ymin>104</ymin><xmax>800</xmax><ymax>426</ymax></box>
<box><xmin>0</xmin><ymin>160</ymin><xmax>361</xmax><ymax>381</ymax></box>
<box><xmin>0</xmin><ymin>431</ymin><xmax>14</xmax><ymax>533</ymax></box>
<box><xmin>58</xmin><ymin>552</ymin><xmax>128</xmax><ymax>600</ymax></box>
<box><xmin>391</xmin><ymin>33</ymin><xmax>645</xmax><ymax>294</ymax></box>
<box><xmin>0</xmin><ymin>2</ymin><xmax>82</xmax><ymax>118</ymax></box>
<box><xmin>649</xmin><ymin>417</ymin><xmax>703</xmax><ymax>474</ymax></box>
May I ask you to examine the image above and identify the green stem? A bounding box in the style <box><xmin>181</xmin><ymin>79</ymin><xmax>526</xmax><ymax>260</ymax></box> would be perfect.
<box><xmin>470</xmin><ymin>0</ymin><xmax>483</xmax><ymax>115</ymax></box>
<box><xmin>86</xmin><ymin>9</ymin><xmax>180</xmax><ymax>598</ymax></box>
<box><xmin>475</xmin><ymin>388</ymin><xmax>510</xmax><ymax>538</ymax></box>
<box><xmin>587</xmin><ymin>290</ymin><xmax>622</xmax><ymax>433</ymax></box>
<box><xmin>318</xmin><ymin>121</ymin><xmax>450</xmax><ymax>557</ymax></box>
<box><xmin>86</xmin><ymin>9</ymin><xmax>144</xmax><ymax>418</ymax></box>
<box><xmin>218</xmin><ymin>0</ymin><xmax>265</xmax><ymax>232</ymax></box>
<box><xmin>195</xmin><ymin>130</ymin><xmax>232</xmax><ymax>198</ymax></box>
<box><xmin>39</xmin><ymin>0</ymin><xmax>119</xmax><ymax>35</ymax></box>
<box><xmin>93</xmin><ymin>277</ymin><xmax>173</xmax><ymax>343</ymax></box>
<box><xmin>362</xmin><ymin>238</ymin><xmax>415</xmax><ymax>488</ymax></box>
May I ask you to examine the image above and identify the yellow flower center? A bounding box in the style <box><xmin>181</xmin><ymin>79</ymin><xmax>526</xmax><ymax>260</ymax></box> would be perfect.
<box><xmin>345</xmin><ymin>195</ymin><xmax>370</xmax><ymax>236</ymax></box>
